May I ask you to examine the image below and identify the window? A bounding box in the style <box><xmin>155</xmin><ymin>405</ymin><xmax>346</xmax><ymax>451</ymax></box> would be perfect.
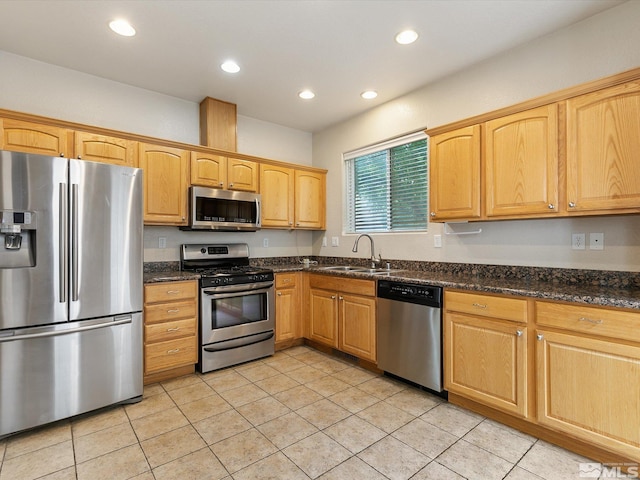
<box><xmin>344</xmin><ymin>132</ymin><xmax>428</xmax><ymax>233</ymax></box>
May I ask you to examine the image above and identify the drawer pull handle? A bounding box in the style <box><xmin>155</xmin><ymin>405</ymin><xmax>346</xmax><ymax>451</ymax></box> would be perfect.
<box><xmin>167</xmin><ymin>309</ymin><xmax>180</xmax><ymax>313</ymax></box>
<box><xmin>166</xmin><ymin>290</ymin><xmax>181</xmax><ymax>295</ymax></box>
<box><xmin>167</xmin><ymin>348</ymin><xmax>181</xmax><ymax>354</ymax></box>
<box><xmin>578</xmin><ymin>317</ymin><xmax>603</xmax><ymax>325</ymax></box>
<box><xmin>472</xmin><ymin>303</ymin><xmax>487</xmax><ymax>309</ymax></box>
<box><xmin>166</xmin><ymin>327</ymin><xmax>180</xmax><ymax>332</ymax></box>
<box><xmin>516</xmin><ymin>330</ymin><xmax>523</xmax><ymax>337</ymax></box>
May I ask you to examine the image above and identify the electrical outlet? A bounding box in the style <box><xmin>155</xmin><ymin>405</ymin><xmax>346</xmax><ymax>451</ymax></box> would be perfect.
<box><xmin>590</xmin><ymin>232</ymin><xmax>604</xmax><ymax>250</ymax></box>
<box><xmin>322</xmin><ymin>237</ymin><xmax>327</xmax><ymax>247</ymax></box>
<box><xmin>434</xmin><ymin>234</ymin><xmax>442</xmax><ymax>248</ymax></box>
<box><xmin>263</xmin><ymin>238</ymin><xmax>269</xmax><ymax>248</ymax></box>
<box><xmin>571</xmin><ymin>233</ymin><xmax>585</xmax><ymax>250</ymax></box>
<box><xmin>331</xmin><ymin>236</ymin><xmax>339</xmax><ymax>247</ymax></box>
<box><xmin>158</xmin><ymin>237</ymin><xmax>166</xmax><ymax>249</ymax></box>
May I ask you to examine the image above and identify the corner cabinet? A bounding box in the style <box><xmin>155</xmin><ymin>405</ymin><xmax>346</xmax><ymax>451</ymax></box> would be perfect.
<box><xmin>429</xmin><ymin>125</ymin><xmax>481</xmax><ymax>221</ymax></box>
<box><xmin>275</xmin><ymin>272</ymin><xmax>302</xmax><ymax>347</ymax></box>
<box><xmin>307</xmin><ymin>274</ymin><xmax>376</xmax><ymax>362</ymax></box>
<box><xmin>485</xmin><ymin>104</ymin><xmax>559</xmax><ymax>217</ymax></box>
<box><xmin>139</xmin><ymin>142</ymin><xmax>189</xmax><ymax>225</ymax></box>
<box><xmin>535</xmin><ymin>301</ymin><xmax>640</xmax><ymax>461</ymax></box>
<box><xmin>566</xmin><ymin>81</ymin><xmax>640</xmax><ymax>214</ymax></box>
<box><xmin>143</xmin><ymin>280</ymin><xmax>198</xmax><ymax>384</ymax></box>
<box><xmin>0</xmin><ymin>118</ymin><xmax>71</xmax><ymax>157</ymax></box>
<box><xmin>444</xmin><ymin>290</ymin><xmax>529</xmax><ymax>418</ymax></box>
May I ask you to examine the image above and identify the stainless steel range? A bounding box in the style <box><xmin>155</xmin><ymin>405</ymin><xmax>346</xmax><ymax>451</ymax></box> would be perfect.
<box><xmin>181</xmin><ymin>243</ymin><xmax>274</xmax><ymax>373</ymax></box>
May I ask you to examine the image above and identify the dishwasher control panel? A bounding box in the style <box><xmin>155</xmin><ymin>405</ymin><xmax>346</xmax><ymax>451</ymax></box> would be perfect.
<box><xmin>377</xmin><ymin>280</ymin><xmax>442</xmax><ymax>307</ymax></box>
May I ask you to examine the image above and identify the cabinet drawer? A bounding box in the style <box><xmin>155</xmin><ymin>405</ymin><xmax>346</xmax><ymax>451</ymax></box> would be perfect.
<box><xmin>276</xmin><ymin>272</ymin><xmax>297</xmax><ymax>289</ymax></box>
<box><xmin>145</xmin><ymin>336</ymin><xmax>197</xmax><ymax>374</ymax></box>
<box><xmin>144</xmin><ymin>280</ymin><xmax>197</xmax><ymax>304</ymax></box>
<box><xmin>445</xmin><ymin>290</ymin><xmax>528</xmax><ymax>323</ymax></box>
<box><xmin>536</xmin><ymin>301</ymin><xmax>640</xmax><ymax>342</ymax></box>
<box><xmin>308</xmin><ymin>274</ymin><xmax>375</xmax><ymax>297</ymax></box>
<box><xmin>145</xmin><ymin>300</ymin><xmax>196</xmax><ymax>324</ymax></box>
<box><xmin>145</xmin><ymin>318</ymin><xmax>196</xmax><ymax>343</ymax></box>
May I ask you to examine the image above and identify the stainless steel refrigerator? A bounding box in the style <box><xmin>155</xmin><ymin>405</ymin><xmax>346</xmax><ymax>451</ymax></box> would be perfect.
<box><xmin>0</xmin><ymin>150</ymin><xmax>143</xmax><ymax>438</ymax></box>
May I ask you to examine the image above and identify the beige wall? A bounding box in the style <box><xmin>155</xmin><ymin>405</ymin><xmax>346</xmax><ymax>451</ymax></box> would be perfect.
<box><xmin>312</xmin><ymin>0</ymin><xmax>640</xmax><ymax>272</ymax></box>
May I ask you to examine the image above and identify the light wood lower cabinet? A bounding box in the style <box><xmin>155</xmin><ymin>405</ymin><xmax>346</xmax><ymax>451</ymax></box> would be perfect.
<box><xmin>535</xmin><ymin>301</ymin><xmax>640</xmax><ymax>461</ymax></box>
<box><xmin>275</xmin><ymin>272</ymin><xmax>301</xmax><ymax>344</ymax></box>
<box><xmin>306</xmin><ymin>274</ymin><xmax>376</xmax><ymax>362</ymax></box>
<box><xmin>143</xmin><ymin>280</ymin><xmax>198</xmax><ymax>384</ymax></box>
<box><xmin>444</xmin><ymin>290</ymin><xmax>529</xmax><ymax>418</ymax></box>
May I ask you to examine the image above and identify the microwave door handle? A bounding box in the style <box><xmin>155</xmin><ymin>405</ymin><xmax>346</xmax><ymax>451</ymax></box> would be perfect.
<box><xmin>202</xmin><ymin>287</ymin><xmax>273</xmax><ymax>299</ymax></box>
<box><xmin>256</xmin><ymin>197</ymin><xmax>261</xmax><ymax>228</ymax></box>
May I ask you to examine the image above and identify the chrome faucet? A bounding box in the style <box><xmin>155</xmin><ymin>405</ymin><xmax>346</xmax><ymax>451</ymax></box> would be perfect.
<box><xmin>352</xmin><ymin>234</ymin><xmax>381</xmax><ymax>268</ymax></box>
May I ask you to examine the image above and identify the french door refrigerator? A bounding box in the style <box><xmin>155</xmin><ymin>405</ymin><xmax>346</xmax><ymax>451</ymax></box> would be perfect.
<box><xmin>0</xmin><ymin>150</ymin><xmax>143</xmax><ymax>437</ymax></box>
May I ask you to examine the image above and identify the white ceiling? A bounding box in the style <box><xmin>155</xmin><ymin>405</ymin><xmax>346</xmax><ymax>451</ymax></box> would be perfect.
<box><xmin>0</xmin><ymin>0</ymin><xmax>626</xmax><ymax>133</ymax></box>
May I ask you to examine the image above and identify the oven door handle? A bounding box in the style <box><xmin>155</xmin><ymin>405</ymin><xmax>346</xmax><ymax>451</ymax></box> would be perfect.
<box><xmin>202</xmin><ymin>286</ymin><xmax>273</xmax><ymax>299</ymax></box>
<box><xmin>203</xmin><ymin>330</ymin><xmax>274</xmax><ymax>352</ymax></box>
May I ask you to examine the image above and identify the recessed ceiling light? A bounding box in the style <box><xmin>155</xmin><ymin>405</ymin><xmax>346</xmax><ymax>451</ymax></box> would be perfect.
<box><xmin>395</xmin><ymin>29</ymin><xmax>418</xmax><ymax>45</ymax></box>
<box><xmin>221</xmin><ymin>61</ymin><xmax>240</xmax><ymax>73</ymax></box>
<box><xmin>298</xmin><ymin>90</ymin><xmax>315</xmax><ymax>100</ymax></box>
<box><xmin>361</xmin><ymin>90</ymin><xmax>378</xmax><ymax>100</ymax></box>
<box><xmin>109</xmin><ymin>19</ymin><xmax>136</xmax><ymax>37</ymax></box>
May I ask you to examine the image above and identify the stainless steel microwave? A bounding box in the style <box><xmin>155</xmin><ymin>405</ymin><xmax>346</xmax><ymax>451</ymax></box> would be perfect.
<box><xmin>183</xmin><ymin>186</ymin><xmax>261</xmax><ymax>231</ymax></box>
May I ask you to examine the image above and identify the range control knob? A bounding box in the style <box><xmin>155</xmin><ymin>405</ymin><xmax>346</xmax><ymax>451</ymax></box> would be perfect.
<box><xmin>200</xmin><ymin>248</ymin><xmax>207</xmax><ymax>254</ymax></box>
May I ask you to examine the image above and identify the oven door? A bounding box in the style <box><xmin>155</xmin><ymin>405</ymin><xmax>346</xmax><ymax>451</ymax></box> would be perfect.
<box><xmin>200</xmin><ymin>283</ymin><xmax>275</xmax><ymax>346</ymax></box>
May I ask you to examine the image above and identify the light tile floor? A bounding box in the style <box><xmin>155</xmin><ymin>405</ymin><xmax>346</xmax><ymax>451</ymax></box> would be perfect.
<box><xmin>0</xmin><ymin>346</ymin><xmax>600</xmax><ymax>480</ymax></box>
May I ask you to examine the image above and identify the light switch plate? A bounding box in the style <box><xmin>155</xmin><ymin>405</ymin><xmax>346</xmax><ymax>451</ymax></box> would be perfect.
<box><xmin>331</xmin><ymin>236</ymin><xmax>339</xmax><ymax>247</ymax></box>
<box><xmin>158</xmin><ymin>237</ymin><xmax>166</xmax><ymax>249</ymax></box>
<box><xmin>434</xmin><ymin>234</ymin><xmax>442</xmax><ymax>248</ymax></box>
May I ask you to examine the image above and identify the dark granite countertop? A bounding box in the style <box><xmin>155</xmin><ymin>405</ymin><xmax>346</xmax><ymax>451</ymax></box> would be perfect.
<box><xmin>144</xmin><ymin>260</ymin><xmax>640</xmax><ymax>310</ymax></box>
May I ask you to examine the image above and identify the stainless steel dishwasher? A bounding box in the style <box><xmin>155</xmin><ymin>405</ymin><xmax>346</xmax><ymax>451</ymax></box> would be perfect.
<box><xmin>377</xmin><ymin>280</ymin><xmax>444</xmax><ymax>393</ymax></box>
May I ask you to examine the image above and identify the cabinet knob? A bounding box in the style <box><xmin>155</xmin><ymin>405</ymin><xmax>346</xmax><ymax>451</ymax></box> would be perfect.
<box><xmin>548</xmin><ymin>204</ymin><xmax>555</xmax><ymax>210</ymax></box>
<box><xmin>430</xmin><ymin>212</ymin><xmax>436</xmax><ymax>217</ymax></box>
<box><xmin>331</xmin><ymin>295</ymin><xmax>336</xmax><ymax>299</ymax></box>
<box><xmin>289</xmin><ymin>222</ymin><xmax>293</xmax><ymax>226</ymax></box>
<box><xmin>219</xmin><ymin>182</ymin><xmax>224</xmax><ymax>186</ymax></box>
<box><xmin>229</xmin><ymin>183</ymin><xmax>234</xmax><ymax>187</ymax></box>
<box><xmin>77</xmin><ymin>155</ymin><xmax>82</xmax><ymax>159</ymax></box>
<box><xmin>536</xmin><ymin>334</ymin><xmax>544</xmax><ymax>341</ymax></box>
<box><xmin>296</xmin><ymin>222</ymin><xmax>300</xmax><ymax>226</ymax></box>
<box><xmin>569</xmin><ymin>202</ymin><xmax>576</xmax><ymax>208</ymax></box>
<box><xmin>277</xmin><ymin>292</ymin><xmax>282</xmax><ymax>296</ymax></box>
<box><xmin>339</xmin><ymin>296</ymin><xmax>344</xmax><ymax>301</ymax></box>
<box><xmin>516</xmin><ymin>330</ymin><xmax>523</xmax><ymax>337</ymax></box>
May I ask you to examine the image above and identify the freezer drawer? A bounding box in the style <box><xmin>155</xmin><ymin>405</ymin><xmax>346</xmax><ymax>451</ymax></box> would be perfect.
<box><xmin>0</xmin><ymin>313</ymin><xmax>143</xmax><ymax>437</ymax></box>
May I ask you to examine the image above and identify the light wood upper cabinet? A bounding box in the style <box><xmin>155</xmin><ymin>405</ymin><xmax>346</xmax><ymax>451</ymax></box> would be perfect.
<box><xmin>294</xmin><ymin>170</ymin><xmax>326</xmax><ymax>229</ymax></box>
<box><xmin>139</xmin><ymin>142</ymin><xmax>189</xmax><ymax>225</ymax></box>
<box><xmin>429</xmin><ymin>125</ymin><xmax>481</xmax><ymax>221</ymax></box>
<box><xmin>0</xmin><ymin>118</ymin><xmax>71</xmax><ymax>157</ymax></box>
<box><xmin>227</xmin><ymin>157</ymin><xmax>258</xmax><ymax>192</ymax></box>
<box><xmin>260</xmin><ymin>164</ymin><xmax>295</xmax><ymax>228</ymax></box>
<box><xmin>566</xmin><ymin>81</ymin><xmax>640</xmax><ymax>213</ymax></box>
<box><xmin>190</xmin><ymin>152</ymin><xmax>226</xmax><ymax>188</ymax></box>
<box><xmin>485</xmin><ymin>105</ymin><xmax>559</xmax><ymax>217</ymax></box>
<box><xmin>74</xmin><ymin>131</ymin><xmax>137</xmax><ymax>167</ymax></box>
<box><xmin>444</xmin><ymin>290</ymin><xmax>529</xmax><ymax>418</ymax></box>
<box><xmin>191</xmin><ymin>154</ymin><xmax>257</xmax><ymax>192</ymax></box>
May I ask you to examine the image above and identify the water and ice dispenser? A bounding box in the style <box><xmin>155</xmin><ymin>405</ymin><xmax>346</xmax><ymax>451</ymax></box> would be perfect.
<box><xmin>0</xmin><ymin>210</ymin><xmax>36</xmax><ymax>267</ymax></box>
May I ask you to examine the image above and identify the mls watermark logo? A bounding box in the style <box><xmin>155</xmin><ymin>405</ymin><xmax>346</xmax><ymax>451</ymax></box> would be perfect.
<box><xmin>579</xmin><ymin>462</ymin><xmax>640</xmax><ymax>478</ymax></box>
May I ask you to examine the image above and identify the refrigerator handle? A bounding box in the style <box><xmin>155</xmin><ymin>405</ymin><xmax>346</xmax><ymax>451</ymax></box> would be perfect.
<box><xmin>0</xmin><ymin>315</ymin><xmax>133</xmax><ymax>343</ymax></box>
<box><xmin>59</xmin><ymin>183</ymin><xmax>67</xmax><ymax>303</ymax></box>
<box><xmin>71</xmin><ymin>184</ymin><xmax>79</xmax><ymax>302</ymax></box>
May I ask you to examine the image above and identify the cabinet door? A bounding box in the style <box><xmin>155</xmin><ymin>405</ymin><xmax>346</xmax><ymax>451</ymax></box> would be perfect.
<box><xmin>276</xmin><ymin>287</ymin><xmax>300</xmax><ymax>342</ymax></box>
<box><xmin>485</xmin><ymin>105</ymin><xmax>559</xmax><ymax>217</ymax></box>
<box><xmin>429</xmin><ymin>125</ymin><xmax>481</xmax><ymax>221</ymax></box>
<box><xmin>0</xmin><ymin>118</ymin><xmax>70</xmax><ymax>157</ymax></box>
<box><xmin>536</xmin><ymin>330</ymin><xmax>640</xmax><ymax>460</ymax></box>
<box><xmin>444</xmin><ymin>312</ymin><xmax>528</xmax><ymax>417</ymax></box>
<box><xmin>190</xmin><ymin>152</ymin><xmax>226</xmax><ymax>188</ymax></box>
<box><xmin>260</xmin><ymin>164</ymin><xmax>294</xmax><ymax>227</ymax></box>
<box><xmin>308</xmin><ymin>288</ymin><xmax>338</xmax><ymax>348</ymax></box>
<box><xmin>74</xmin><ymin>131</ymin><xmax>137</xmax><ymax>167</ymax></box>
<box><xmin>139</xmin><ymin>143</ymin><xmax>189</xmax><ymax>225</ymax></box>
<box><xmin>339</xmin><ymin>293</ymin><xmax>376</xmax><ymax>362</ymax></box>
<box><xmin>227</xmin><ymin>158</ymin><xmax>258</xmax><ymax>192</ymax></box>
<box><xmin>566</xmin><ymin>82</ymin><xmax>640</xmax><ymax>213</ymax></box>
<box><xmin>295</xmin><ymin>170</ymin><xmax>326</xmax><ymax>229</ymax></box>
